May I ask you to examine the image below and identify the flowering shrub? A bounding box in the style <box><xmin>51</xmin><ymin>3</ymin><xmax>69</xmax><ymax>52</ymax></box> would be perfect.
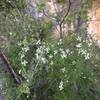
<box><xmin>5</xmin><ymin>33</ymin><xmax>100</xmax><ymax>100</ymax></box>
<box><xmin>0</xmin><ymin>0</ymin><xmax>100</xmax><ymax>99</ymax></box>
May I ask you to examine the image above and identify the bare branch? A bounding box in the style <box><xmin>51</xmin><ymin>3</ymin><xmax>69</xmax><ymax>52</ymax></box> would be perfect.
<box><xmin>51</xmin><ymin>0</ymin><xmax>61</xmax><ymax>18</ymax></box>
<box><xmin>0</xmin><ymin>51</ymin><xmax>21</xmax><ymax>84</ymax></box>
<box><xmin>60</xmin><ymin>0</ymin><xmax>71</xmax><ymax>25</ymax></box>
<box><xmin>42</xmin><ymin>10</ymin><xmax>60</xmax><ymax>33</ymax></box>
<box><xmin>57</xmin><ymin>0</ymin><xmax>71</xmax><ymax>38</ymax></box>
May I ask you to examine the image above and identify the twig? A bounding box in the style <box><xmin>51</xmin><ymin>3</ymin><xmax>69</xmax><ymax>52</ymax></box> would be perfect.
<box><xmin>58</xmin><ymin>0</ymin><xmax>71</xmax><ymax>38</ymax></box>
<box><xmin>42</xmin><ymin>10</ymin><xmax>60</xmax><ymax>33</ymax></box>
<box><xmin>0</xmin><ymin>51</ymin><xmax>21</xmax><ymax>84</ymax></box>
<box><xmin>60</xmin><ymin>0</ymin><xmax>71</xmax><ymax>25</ymax></box>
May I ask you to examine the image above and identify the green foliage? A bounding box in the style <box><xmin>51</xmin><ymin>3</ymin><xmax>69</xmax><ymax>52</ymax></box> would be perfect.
<box><xmin>18</xmin><ymin>82</ymin><xmax>30</xmax><ymax>94</ymax></box>
<box><xmin>0</xmin><ymin>0</ymin><xmax>100</xmax><ymax>100</ymax></box>
<box><xmin>0</xmin><ymin>0</ymin><xmax>13</xmax><ymax>12</ymax></box>
<box><xmin>0</xmin><ymin>0</ymin><xmax>27</xmax><ymax>12</ymax></box>
<box><xmin>76</xmin><ymin>0</ymin><xmax>91</xmax><ymax>22</ymax></box>
<box><xmin>4</xmin><ymin>33</ymin><xmax>100</xmax><ymax>100</ymax></box>
<box><xmin>38</xmin><ymin>20</ymin><xmax>53</xmax><ymax>40</ymax></box>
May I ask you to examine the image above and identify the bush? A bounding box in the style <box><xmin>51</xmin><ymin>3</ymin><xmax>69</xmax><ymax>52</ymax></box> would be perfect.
<box><xmin>4</xmin><ymin>33</ymin><xmax>100</xmax><ymax>100</ymax></box>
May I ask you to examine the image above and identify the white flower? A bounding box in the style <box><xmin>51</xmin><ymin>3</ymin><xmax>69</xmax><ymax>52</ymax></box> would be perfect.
<box><xmin>36</xmin><ymin>47</ymin><xmax>42</xmax><ymax>54</ymax></box>
<box><xmin>59</xmin><ymin>81</ymin><xmax>64</xmax><ymax>91</ymax></box>
<box><xmin>76</xmin><ymin>43</ymin><xmax>82</xmax><ymax>48</ymax></box>
<box><xmin>41</xmin><ymin>57</ymin><xmax>48</xmax><ymax>64</ymax></box>
<box><xmin>26</xmin><ymin>79</ymin><xmax>29</xmax><ymax>82</ymax></box>
<box><xmin>78</xmin><ymin>49</ymin><xmax>81</xmax><ymax>54</ymax></box>
<box><xmin>19</xmin><ymin>70</ymin><xmax>21</xmax><ymax>74</ymax></box>
<box><xmin>78</xmin><ymin>49</ymin><xmax>87</xmax><ymax>55</ymax></box>
<box><xmin>22</xmin><ymin>46</ymin><xmax>29</xmax><ymax>52</ymax></box>
<box><xmin>57</xmin><ymin>39</ymin><xmax>62</xmax><ymax>45</ymax></box>
<box><xmin>36</xmin><ymin>40</ymin><xmax>41</xmax><ymax>44</ymax></box>
<box><xmin>61</xmin><ymin>51</ymin><xmax>65</xmax><ymax>54</ymax></box>
<box><xmin>61</xmin><ymin>67</ymin><xmax>65</xmax><ymax>73</ymax></box>
<box><xmin>85</xmin><ymin>53</ymin><xmax>90</xmax><ymax>60</ymax></box>
<box><xmin>21</xmin><ymin>60</ymin><xmax>28</xmax><ymax>66</ymax></box>
<box><xmin>61</xmin><ymin>54</ymin><xmax>66</xmax><ymax>58</ymax></box>
<box><xmin>27</xmin><ymin>95</ymin><xmax>29</xmax><ymax>98</ymax></box>
<box><xmin>61</xmin><ymin>51</ymin><xmax>67</xmax><ymax>58</ymax></box>
<box><xmin>50</xmin><ymin>61</ymin><xmax>53</xmax><ymax>65</ymax></box>
<box><xmin>59</xmin><ymin>39</ymin><xmax>62</xmax><ymax>42</ymax></box>
<box><xmin>9</xmin><ymin>32</ymin><xmax>13</xmax><ymax>35</ymax></box>
<box><xmin>66</xmin><ymin>80</ymin><xmax>69</xmax><ymax>83</ymax></box>
<box><xmin>83</xmin><ymin>40</ymin><xmax>86</xmax><ymax>43</ymax></box>
<box><xmin>70</xmin><ymin>51</ymin><xmax>73</xmax><ymax>54</ymax></box>
<box><xmin>78</xmin><ymin>49</ymin><xmax>91</xmax><ymax>60</ymax></box>
<box><xmin>82</xmin><ymin>76</ymin><xmax>86</xmax><ymax>79</ymax></box>
<box><xmin>18</xmin><ymin>42</ymin><xmax>22</xmax><ymax>46</ymax></box>
<box><xmin>20</xmin><ymin>54</ymin><xmax>25</xmax><ymax>59</ymax></box>
<box><xmin>8</xmin><ymin>0</ymin><xmax>11</xmax><ymax>3</ymax></box>
<box><xmin>49</xmin><ymin>54</ymin><xmax>53</xmax><ymax>59</ymax></box>
<box><xmin>15</xmin><ymin>18</ymin><xmax>19</xmax><ymax>22</ymax></box>
<box><xmin>57</xmin><ymin>42</ymin><xmax>60</xmax><ymax>45</ymax></box>
<box><xmin>88</xmin><ymin>42</ymin><xmax>92</xmax><ymax>47</ymax></box>
<box><xmin>42</xmin><ymin>45</ymin><xmax>46</xmax><ymax>49</ymax></box>
<box><xmin>77</xmin><ymin>36</ymin><xmax>82</xmax><ymax>41</ymax></box>
<box><xmin>45</xmin><ymin>47</ymin><xmax>50</xmax><ymax>53</ymax></box>
<box><xmin>81</xmin><ymin>50</ymin><xmax>87</xmax><ymax>55</ymax></box>
<box><xmin>54</xmin><ymin>50</ymin><xmax>58</xmax><ymax>55</ymax></box>
<box><xmin>59</xmin><ymin>48</ymin><xmax>63</xmax><ymax>52</ymax></box>
<box><xmin>35</xmin><ymin>53</ymin><xmax>39</xmax><ymax>59</ymax></box>
<box><xmin>66</xmin><ymin>49</ymin><xmax>70</xmax><ymax>54</ymax></box>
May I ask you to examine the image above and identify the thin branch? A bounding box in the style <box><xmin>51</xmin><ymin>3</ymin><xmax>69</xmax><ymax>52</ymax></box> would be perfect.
<box><xmin>51</xmin><ymin>0</ymin><xmax>61</xmax><ymax>18</ymax></box>
<box><xmin>42</xmin><ymin>10</ymin><xmax>60</xmax><ymax>33</ymax></box>
<box><xmin>60</xmin><ymin>0</ymin><xmax>71</xmax><ymax>25</ymax></box>
<box><xmin>58</xmin><ymin>0</ymin><xmax>71</xmax><ymax>38</ymax></box>
<box><xmin>0</xmin><ymin>51</ymin><xmax>21</xmax><ymax>84</ymax></box>
<box><xmin>42</xmin><ymin>10</ymin><xmax>56</xmax><ymax>21</ymax></box>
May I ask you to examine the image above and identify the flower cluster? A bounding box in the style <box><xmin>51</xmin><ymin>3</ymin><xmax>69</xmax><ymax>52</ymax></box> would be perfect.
<box><xmin>19</xmin><ymin>46</ymin><xmax>29</xmax><ymax>66</ymax></box>
<box><xmin>78</xmin><ymin>48</ymin><xmax>91</xmax><ymax>60</ymax></box>
<box><xmin>76</xmin><ymin>36</ymin><xmax>92</xmax><ymax>60</ymax></box>
<box><xmin>59</xmin><ymin>48</ymin><xmax>66</xmax><ymax>58</ymax></box>
<box><xmin>18</xmin><ymin>38</ymin><xmax>29</xmax><ymax>67</ymax></box>
<box><xmin>18</xmin><ymin>36</ymin><xmax>94</xmax><ymax>91</ymax></box>
<box><xmin>59</xmin><ymin>81</ymin><xmax>64</xmax><ymax>91</ymax></box>
<box><xmin>77</xmin><ymin>36</ymin><xmax>82</xmax><ymax>42</ymax></box>
<box><xmin>57</xmin><ymin>39</ymin><xmax>63</xmax><ymax>45</ymax></box>
<box><xmin>35</xmin><ymin>44</ymin><xmax>50</xmax><ymax>64</ymax></box>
